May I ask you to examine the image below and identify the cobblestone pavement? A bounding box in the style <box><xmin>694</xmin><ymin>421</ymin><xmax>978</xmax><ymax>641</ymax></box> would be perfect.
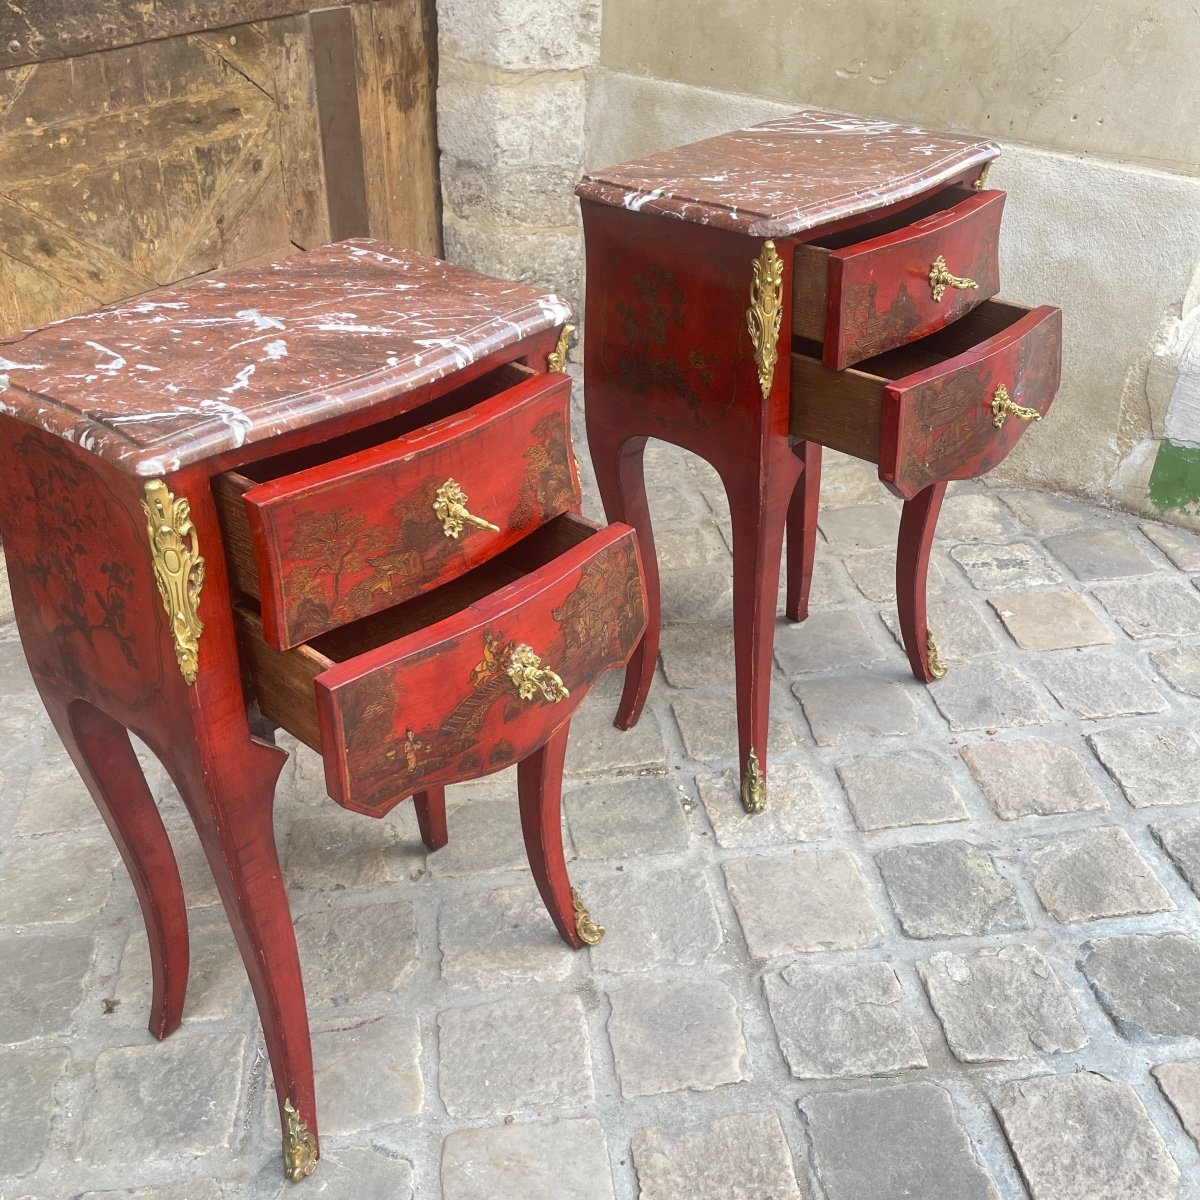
<box><xmin>3</xmin><ymin>432</ymin><xmax>1200</xmax><ymax>1200</ymax></box>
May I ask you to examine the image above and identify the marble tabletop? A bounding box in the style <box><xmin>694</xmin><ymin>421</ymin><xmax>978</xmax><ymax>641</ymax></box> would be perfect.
<box><xmin>576</xmin><ymin>109</ymin><xmax>999</xmax><ymax>238</ymax></box>
<box><xmin>0</xmin><ymin>240</ymin><xmax>572</xmax><ymax>477</ymax></box>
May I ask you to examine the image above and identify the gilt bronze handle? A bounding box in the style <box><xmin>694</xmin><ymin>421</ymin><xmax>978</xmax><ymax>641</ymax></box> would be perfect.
<box><xmin>928</xmin><ymin>255</ymin><xmax>978</xmax><ymax>303</ymax></box>
<box><xmin>506</xmin><ymin>643</ymin><xmax>569</xmax><ymax>703</ymax></box>
<box><xmin>433</xmin><ymin>479</ymin><xmax>501</xmax><ymax>538</ymax></box>
<box><xmin>990</xmin><ymin>384</ymin><xmax>1042</xmax><ymax>430</ymax></box>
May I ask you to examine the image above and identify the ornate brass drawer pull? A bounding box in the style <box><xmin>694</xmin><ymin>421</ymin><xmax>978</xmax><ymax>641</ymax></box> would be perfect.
<box><xmin>990</xmin><ymin>384</ymin><xmax>1042</xmax><ymax>430</ymax></box>
<box><xmin>507</xmin><ymin>643</ymin><xmax>569</xmax><ymax>703</ymax></box>
<box><xmin>433</xmin><ymin>478</ymin><xmax>500</xmax><ymax>538</ymax></box>
<box><xmin>928</xmin><ymin>255</ymin><xmax>978</xmax><ymax>303</ymax></box>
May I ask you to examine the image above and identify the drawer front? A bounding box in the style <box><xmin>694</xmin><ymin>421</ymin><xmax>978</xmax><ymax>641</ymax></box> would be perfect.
<box><xmin>880</xmin><ymin>304</ymin><xmax>1062</xmax><ymax>498</ymax></box>
<box><xmin>823</xmin><ymin>190</ymin><xmax>1005</xmax><ymax>370</ymax></box>
<box><xmin>244</xmin><ymin>372</ymin><xmax>580</xmax><ymax>649</ymax></box>
<box><xmin>316</xmin><ymin>524</ymin><xmax>646</xmax><ymax>816</ymax></box>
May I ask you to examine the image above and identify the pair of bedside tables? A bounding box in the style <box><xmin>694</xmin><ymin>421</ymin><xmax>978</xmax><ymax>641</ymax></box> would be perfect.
<box><xmin>0</xmin><ymin>109</ymin><xmax>1063</xmax><ymax>1180</ymax></box>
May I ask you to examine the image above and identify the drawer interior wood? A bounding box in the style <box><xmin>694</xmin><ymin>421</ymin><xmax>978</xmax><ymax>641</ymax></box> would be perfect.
<box><xmin>789</xmin><ymin>299</ymin><xmax>1031</xmax><ymax>462</ymax></box>
<box><xmin>792</xmin><ymin>186</ymin><xmax>976</xmax><ymax>339</ymax></box>
<box><xmin>213</xmin><ymin>360</ymin><xmax>537</xmax><ymax>598</ymax></box>
<box><xmin>236</xmin><ymin>512</ymin><xmax>599</xmax><ymax>750</ymax></box>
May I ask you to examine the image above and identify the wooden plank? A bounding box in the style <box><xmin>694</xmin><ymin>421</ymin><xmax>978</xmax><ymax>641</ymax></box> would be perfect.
<box><xmin>0</xmin><ymin>1</ymin><xmax>325</xmax><ymax>70</ymax></box>
<box><xmin>310</xmin><ymin>5</ymin><xmax>370</xmax><ymax>240</ymax></box>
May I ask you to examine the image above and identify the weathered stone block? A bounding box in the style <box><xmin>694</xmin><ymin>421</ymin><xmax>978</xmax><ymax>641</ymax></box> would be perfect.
<box><xmin>672</xmin><ymin>695</ymin><xmax>798</xmax><ymax>761</ymax></box>
<box><xmin>817</xmin><ymin>503</ymin><xmax>900</xmax><ymax>550</ymax></box>
<box><xmin>793</xmin><ymin>675</ymin><xmax>917</xmax><ymax>746</ymax></box>
<box><xmin>430</xmin><ymin>794</ymin><xmax>527</xmax><ymax>878</ymax></box>
<box><xmin>660</xmin><ymin>565</ymin><xmax>733</xmax><ymax>626</ymax></box>
<box><xmin>1045</xmin><ymin>528</ymin><xmax>1157</xmax><ymax>578</ymax></box>
<box><xmin>1094</xmin><ymin>579</ymin><xmax>1200</xmax><ymax>638</ymax></box>
<box><xmin>881</xmin><ymin>595</ymin><xmax>1000</xmax><ymax>663</ymax></box>
<box><xmin>564</xmin><ymin>684</ymin><xmax>667</xmax><ymax>778</ymax></box>
<box><xmin>285</xmin><ymin>809</ymin><xmax>424</xmax><ymax>890</ymax></box>
<box><xmin>774</xmin><ymin>609</ymin><xmax>887</xmax><ymax>675</ymax></box>
<box><xmin>936</xmin><ymin>491</ymin><xmax>1022</xmax><ymax>542</ymax></box>
<box><xmin>696</xmin><ymin>764</ymin><xmax>828</xmax><ymax>848</ymax></box>
<box><xmin>918</xmin><ymin>945</ymin><xmax>1086</xmax><ymax>1062</ymax></box>
<box><xmin>993</xmin><ymin>1072</ymin><xmax>1179</xmax><ymax>1200</ymax></box>
<box><xmin>439</xmin><ymin>0</ymin><xmax>600</xmax><ymax>71</ymax></box>
<box><xmin>961</xmin><ymin>736</ymin><xmax>1109</xmax><ymax>819</ymax></box>
<box><xmin>14</xmin><ymin>759</ymin><xmax>104</xmax><ymax>837</ymax></box>
<box><xmin>764</xmin><ymin>961</ymin><xmax>927</xmax><ymax>1078</ymax></box>
<box><xmin>0</xmin><ymin>839</ymin><xmax>114</xmax><ymax>927</ymax></box>
<box><xmin>442</xmin><ymin>1118</ymin><xmax>615</xmax><ymax>1200</ymax></box>
<box><xmin>837</xmin><ymin>752</ymin><xmax>967</xmax><ymax>831</ymax></box>
<box><xmin>659</xmin><ymin>621</ymin><xmax>734</xmax><ymax>689</ymax></box>
<box><xmin>1152</xmin><ymin>1059</ymin><xmax>1200</xmax><ymax>1150</ymax></box>
<box><xmin>949</xmin><ymin>541</ymin><xmax>1063</xmax><ymax>590</ymax></box>
<box><xmin>565</xmin><ymin>776</ymin><xmax>689</xmax><ymax>859</ymax></box>
<box><xmin>631</xmin><ymin>1112</ymin><xmax>805</xmax><ymax>1200</ymax></box>
<box><xmin>724</xmin><ymin>850</ymin><xmax>882</xmax><ymax>958</ymax></box>
<box><xmin>1152</xmin><ymin>643</ymin><xmax>1200</xmax><ymax>697</ymax></box>
<box><xmin>1140</xmin><ymin>519</ymin><xmax>1200</xmax><ymax>570</ymax></box>
<box><xmin>988</xmin><ymin>590</ymin><xmax>1116</xmax><ymax>651</ymax></box>
<box><xmin>929</xmin><ymin>662</ymin><xmax>1049</xmax><ymax>732</ymax></box>
<box><xmin>1038</xmin><ymin>653</ymin><xmax>1167</xmax><ymax>719</ymax></box>
<box><xmin>803</xmin><ymin>1083</ymin><xmax>996</xmax><ymax>1200</ymax></box>
<box><xmin>608</xmin><ymin>978</ymin><xmax>747</xmax><ymax>1097</ymax></box>
<box><xmin>1081</xmin><ymin>934</ymin><xmax>1200</xmax><ymax>1038</ymax></box>
<box><xmin>437</xmin><ymin>992</ymin><xmax>593</xmax><ymax>1118</ymax></box>
<box><xmin>842</xmin><ymin>544</ymin><xmax>945</xmax><ymax>602</ymax></box>
<box><xmin>875</xmin><ymin>840</ymin><xmax>1027</xmax><ymax>939</ymax></box>
<box><xmin>1151</xmin><ymin>817</ymin><xmax>1200</xmax><ymax>897</ymax></box>
<box><xmin>1088</xmin><ymin>723</ymin><xmax>1200</xmax><ymax>808</ymax></box>
<box><xmin>0</xmin><ymin>931</ymin><xmax>93</xmax><ymax>1043</ymax></box>
<box><xmin>1030</xmin><ymin>827</ymin><xmax>1173</xmax><ymax>923</ymax></box>
<box><xmin>999</xmin><ymin>489</ymin><xmax>1090</xmax><ymax>533</ymax></box>
<box><xmin>0</xmin><ymin>1048</ymin><xmax>67</xmax><ymax>1177</ymax></box>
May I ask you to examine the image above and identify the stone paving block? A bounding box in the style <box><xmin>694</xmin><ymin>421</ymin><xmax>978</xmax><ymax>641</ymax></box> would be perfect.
<box><xmin>821</xmin><ymin>451</ymin><xmax>890</xmax><ymax>507</ymax></box>
<box><xmin>1151</xmin><ymin>818</ymin><xmax>1200</xmax><ymax>898</ymax></box>
<box><xmin>764</xmin><ymin>961</ymin><xmax>927</xmax><ymax>1078</ymax></box>
<box><xmin>818</xmin><ymin>502</ymin><xmax>900</xmax><ymax>550</ymax></box>
<box><xmin>437</xmin><ymin>992</ymin><xmax>593</xmax><ymax>1119</ymax></box>
<box><xmin>881</xmin><ymin>595</ymin><xmax>1000</xmax><ymax>662</ymax></box>
<box><xmin>81</xmin><ymin>1034</ymin><xmax>245</xmax><ymax>1163</ymax></box>
<box><xmin>654</xmin><ymin>517</ymin><xmax>730</xmax><ymax>569</ymax></box>
<box><xmin>660</xmin><ymin>565</ymin><xmax>733</xmax><ymax>626</ymax></box>
<box><xmin>793</xmin><ymin>675</ymin><xmax>918</xmax><ymax>746</ymax></box>
<box><xmin>13</xmin><ymin>758</ymin><xmax>105</xmax><ymax>837</ymax></box>
<box><xmin>1094</xmin><ymin>578</ymin><xmax>1200</xmax><ymax>639</ymax></box>
<box><xmin>659</xmin><ymin>621</ymin><xmax>734</xmax><ymax>689</ymax></box>
<box><xmin>0</xmin><ymin>838</ymin><xmax>114</xmax><ymax>927</ymax></box>
<box><xmin>631</xmin><ymin>1112</ymin><xmax>806</xmax><ymax>1200</ymax></box>
<box><xmin>1152</xmin><ymin>642</ymin><xmax>1200</xmax><ymax>697</ymax></box>
<box><xmin>439</xmin><ymin>882</ymin><xmax>576</xmax><ymax>990</ymax></box>
<box><xmin>285</xmin><ymin>809</ymin><xmax>424</xmax><ymax>890</ymax></box>
<box><xmin>961</xmin><ymin>736</ymin><xmax>1109</xmax><ymax>819</ymax></box>
<box><xmin>1081</xmin><ymin>934</ymin><xmax>1200</xmax><ymax>1038</ymax></box>
<box><xmin>294</xmin><ymin>901</ymin><xmax>418</xmax><ymax>1008</ymax></box>
<box><xmin>564</xmin><ymin>685</ymin><xmax>667</xmax><ymax>778</ymax></box>
<box><xmin>430</xmin><ymin>795</ymin><xmax>528</xmax><ymax>877</ymax></box>
<box><xmin>988</xmin><ymin>590</ymin><xmax>1116</xmax><ymax>651</ymax></box>
<box><xmin>584</xmin><ymin>866</ymin><xmax>724</xmax><ymax>974</ymax></box>
<box><xmin>1037</xmin><ymin>653</ymin><xmax>1167</xmax><ymax>719</ymax></box>
<box><xmin>936</xmin><ymin>491</ymin><xmax>1022</xmax><ymax>543</ymax></box>
<box><xmin>1141</xmin><ymin>520</ymin><xmax>1200</xmax><ymax>571</ymax></box>
<box><xmin>116</xmin><ymin>919</ymin><xmax>248</xmax><ymax>1024</ymax></box>
<box><xmin>790</xmin><ymin>555</ymin><xmax>859</xmax><ymax>608</ymax></box>
<box><xmin>81</xmin><ymin>1183</ymin><xmax>228</xmax><ymax>1200</ymax></box>
<box><xmin>774</xmin><ymin>609</ymin><xmax>886</xmax><ymax>675</ymax></box>
<box><xmin>565</xmin><ymin>776</ymin><xmax>689</xmax><ymax>859</ymax></box>
<box><xmin>1030</xmin><ymin>827</ymin><xmax>1173</xmax><ymax>924</ymax></box>
<box><xmin>918</xmin><ymin>945</ymin><xmax>1087</xmax><ymax>1063</ymax></box>
<box><xmin>842</xmin><ymin>545</ymin><xmax>945</xmax><ymax>602</ymax></box>
<box><xmin>673</xmin><ymin>694</ymin><xmax>799</xmax><ymax>761</ymax></box>
<box><xmin>803</xmin><ymin>1082</ymin><xmax>996</xmax><ymax>1200</ymax></box>
<box><xmin>1152</xmin><ymin>1059</ymin><xmax>1200</xmax><ymax>1149</ymax></box>
<box><xmin>310</xmin><ymin>1013</ymin><xmax>422</xmax><ymax>1135</ymax></box>
<box><xmin>949</xmin><ymin>540</ymin><xmax>1064</xmax><ymax>590</ymax></box>
<box><xmin>836</xmin><ymin>752</ymin><xmax>967</xmax><ymax>831</ymax></box>
<box><xmin>252</xmin><ymin>1147</ymin><xmax>413</xmax><ymax>1200</ymax></box>
<box><xmin>929</xmin><ymin>661</ymin><xmax>1049</xmax><ymax>732</ymax></box>
<box><xmin>993</xmin><ymin>1071</ymin><xmax>1179</xmax><ymax>1200</ymax></box>
<box><xmin>0</xmin><ymin>1047</ymin><xmax>67</xmax><ymax>1177</ymax></box>
<box><xmin>875</xmin><ymin>840</ymin><xmax>1027</xmax><ymax>939</ymax></box>
<box><xmin>998</xmin><ymin>489</ymin><xmax>1091</xmax><ymax>533</ymax></box>
<box><xmin>608</xmin><ymin>978</ymin><xmax>747</xmax><ymax>1097</ymax></box>
<box><xmin>696</xmin><ymin>764</ymin><xmax>828</xmax><ymax>849</ymax></box>
<box><xmin>725</xmin><ymin>850</ymin><xmax>882</xmax><ymax>958</ymax></box>
<box><xmin>1044</xmin><ymin>528</ymin><xmax>1158</xmax><ymax>579</ymax></box>
<box><xmin>0</xmin><ymin>930</ymin><xmax>93</xmax><ymax>1043</ymax></box>
<box><xmin>1088</xmin><ymin>723</ymin><xmax>1200</xmax><ymax>808</ymax></box>
<box><xmin>442</xmin><ymin>1118</ymin><xmax>615</xmax><ymax>1200</ymax></box>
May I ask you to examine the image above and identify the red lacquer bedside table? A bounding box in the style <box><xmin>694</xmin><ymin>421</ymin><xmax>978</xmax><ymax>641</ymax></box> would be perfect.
<box><xmin>0</xmin><ymin>241</ymin><xmax>645</xmax><ymax>1178</ymax></box>
<box><xmin>578</xmin><ymin>111</ymin><xmax>1061</xmax><ymax>812</ymax></box>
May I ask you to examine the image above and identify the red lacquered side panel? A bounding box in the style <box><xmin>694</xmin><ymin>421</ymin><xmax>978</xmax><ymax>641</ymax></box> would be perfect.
<box><xmin>244</xmin><ymin>372</ymin><xmax>581</xmax><ymax>649</ymax></box>
<box><xmin>880</xmin><ymin>305</ymin><xmax>1062</xmax><ymax>499</ymax></box>
<box><xmin>316</xmin><ymin>524</ymin><xmax>647</xmax><ymax>815</ymax></box>
<box><xmin>826</xmin><ymin>190</ymin><xmax>1005</xmax><ymax>370</ymax></box>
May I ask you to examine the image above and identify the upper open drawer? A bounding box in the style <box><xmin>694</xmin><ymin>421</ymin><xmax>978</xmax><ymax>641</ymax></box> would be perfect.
<box><xmin>792</xmin><ymin>186</ymin><xmax>1005</xmax><ymax>370</ymax></box>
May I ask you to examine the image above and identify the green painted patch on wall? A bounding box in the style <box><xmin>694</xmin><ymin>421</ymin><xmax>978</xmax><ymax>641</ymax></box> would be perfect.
<box><xmin>1148</xmin><ymin>440</ymin><xmax>1200</xmax><ymax>515</ymax></box>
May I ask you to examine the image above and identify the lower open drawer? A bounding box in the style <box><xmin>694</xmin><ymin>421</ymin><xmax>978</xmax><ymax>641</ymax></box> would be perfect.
<box><xmin>236</xmin><ymin>515</ymin><xmax>647</xmax><ymax>816</ymax></box>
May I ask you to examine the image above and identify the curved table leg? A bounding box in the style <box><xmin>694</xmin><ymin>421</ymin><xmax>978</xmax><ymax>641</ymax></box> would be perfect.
<box><xmin>584</xmin><ymin>426</ymin><xmax>659</xmax><ymax>731</ymax></box>
<box><xmin>413</xmin><ymin>787</ymin><xmax>448</xmax><ymax>851</ymax></box>
<box><xmin>784</xmin><ymin>440</ymin><xmax>823</xmax><ymax>623</ymax></box>
<box><xmin>896</xmin><ymin>480</ymin><xmax>949</xmax><ymax>683</ymax></box>
<box><xmin>516</xmin><ymin>722</ymin><xmax>601</xmax><ymax>950</ymax></box>
<box><xmin>43</xmin><ymin>694</ymin><xmax>189</xmax><ymax>1040</ymax></box>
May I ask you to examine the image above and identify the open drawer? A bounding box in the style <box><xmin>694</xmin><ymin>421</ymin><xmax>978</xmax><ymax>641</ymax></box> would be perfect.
<box><xmin>790</xmin><ymin>300</ymin><xmax>1062</xmax><ymax>499</ymax></box>
<box><xmin>214</xmin><ymin>362</ymin><xmax>581</xmax><ymax>650</ymax></box>
<box><xmin>792</xmin><ymin>186</ymin><xmax>1005</xmax><ymax>370</ymax></box>
<box><xmin>235</xmin><ymin>514</ymin><xmax>647</xmax><ymax>817</ymax></box>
